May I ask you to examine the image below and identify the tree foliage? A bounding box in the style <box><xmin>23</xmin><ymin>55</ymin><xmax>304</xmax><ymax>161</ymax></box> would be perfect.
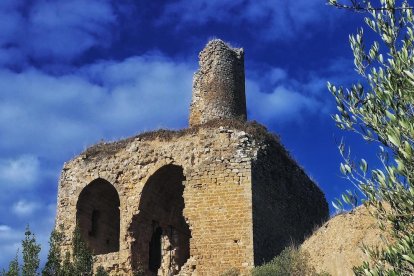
<box><xmin>60</xmin><ymin>252</ymin><xmax>76</xmax><ymax>276</ymax></box>
<box><xmin>22</xmin><ymin>226</ymin><xmax>41</xmax><ymax>276</ymax></box>
<box><xmin>328</xmin><ymin>0</ymin><xmax>414</xmax><ymax>274</ymax></box>
<box><xmin>42</xmin><ymin>229</ymin><xmax>63</xmax><ymax>276</ymax></box>
<box><xmin>1</xmin><ymin>253</ymin><xmax>19</xmax><ymax>276</ymax></box>
<box><xmin>45</xmin><ymin>225</ymin><xmax>93</xmax><ymax>276</ymax></box>
<box><xmin>72</xmin><ymin>225</ymin><xmax>93</xmax><ymax>276</ymax></box>
<box><xmin>1</xmin><ymin>224</ymin><xmax>103</xmax><ymax>276</ymax></box>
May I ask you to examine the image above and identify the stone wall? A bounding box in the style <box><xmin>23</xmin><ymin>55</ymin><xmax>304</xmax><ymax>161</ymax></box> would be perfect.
<box><xmin>251</xmin><ymin>138</ymin><xmax>329</xmax><ymax>264</ymax></box>
<box><xmin>189</xmin><ymin>40</ymin><xmax>246</xmax><ymax>127</ymax></box>
<box><xmin>55</xmin><ymin>120</ymin><xmax>328</xmax><ymax>275</ymax></box>
<box><xmin>56</xmin><ymin>122</ymin><xmax>258</xmax><ymax>275</ymax></box>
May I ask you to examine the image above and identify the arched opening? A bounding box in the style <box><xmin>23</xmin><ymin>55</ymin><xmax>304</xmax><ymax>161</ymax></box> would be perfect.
<box><xmin>76</xmin><ymin>178</ymin><xmax>120</xmax><ymax>255</ymax></box>
<box><xmin>130</xmin><ymin>165</ymin><xmax>191</xmax><ymax>275</ymax></box>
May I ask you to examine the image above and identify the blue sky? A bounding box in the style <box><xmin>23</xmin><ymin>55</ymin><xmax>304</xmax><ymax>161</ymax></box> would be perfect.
<box><xmin>0</xmin><ymin>0</ymin><xmax>381</xmax><ymax>268</ymax></box>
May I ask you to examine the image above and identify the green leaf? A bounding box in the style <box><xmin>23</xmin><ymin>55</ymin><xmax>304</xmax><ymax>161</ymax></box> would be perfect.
<box><xmin>332</xmin><ymin>199</ymin><xmax>343</xmax><ymax>211</ymax></box>
<box><xmin>342</xmin><ymin>193</ymin><xmax>351</xmax><ymax>205</ymax></box>
<box><xmin>404</xmin><ymin>70</ymin><xmax>414</xmax><ymax>80</ymax></box>
<box><xmin>340</xmin><ymin>163</ymin><xmax>346</xmax><ymax>175</ymax></box>
<box><xmin>360</xmin><ymin>159</ymin><xmax>368</xmax><ymax>173</ymax></box>
<box><xmin>344</xmin><ymin>164</ymin><xmax>352</xmax><ymax>174</ymax></box>
<box><xmin>385</xmin><ymin>110</ymin><xmax>396</xmax><ymax>121</ymax></box>
<box><xmin>396</xmin><ymin>159</ymin><xmax>405</xmax><ymax>171</ymax></box>
<box><xmin>402</xmin><ymin>254</ymin><xmax>414</xmax><ymax>265</ymax></box>
<box><xmin>387</xmin><ymin>133</ymin><xmax>400</xmax><ymax>147</ymax></box>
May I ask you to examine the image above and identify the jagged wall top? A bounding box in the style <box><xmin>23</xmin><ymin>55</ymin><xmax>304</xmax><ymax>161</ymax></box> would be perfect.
<box><xmin>189</xmin><ymin>39</ymin><xmax>247</xmax><ymax>127</ymax></box>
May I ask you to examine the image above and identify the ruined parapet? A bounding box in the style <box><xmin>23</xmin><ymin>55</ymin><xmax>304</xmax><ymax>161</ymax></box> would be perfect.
<box><xmin>189</xmin><ymin>39</ymin><xmax>247</xmax><ymax>127</ymax></box>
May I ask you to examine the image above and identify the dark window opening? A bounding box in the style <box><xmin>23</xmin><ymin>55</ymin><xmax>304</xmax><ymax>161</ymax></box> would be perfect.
<box><xmin>149</xmin><ymin>226</ymin><xmax>163</xmax><ymax>272</ymax></box>
<box><xmin>89</xmin><ymin>209</ymin><xmax>100</xmax><ymax>237</ymax></box>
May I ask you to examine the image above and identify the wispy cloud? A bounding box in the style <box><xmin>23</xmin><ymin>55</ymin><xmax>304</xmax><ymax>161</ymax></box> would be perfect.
<box><xmin>0</xmin><ymin>0</ymin><xmax>118</xmax><ymax>66</ymax></box>
<box><xmin>12</xmin><ymin>200</ymin><xmax>41</xmax><ymax>217</ymax></box>
<box><xmin>248</xmin><ymin>84</ymin><xmax>324</xmax><ymax>123</ymax></box>
<box><xmin>0</xmin><ymin>225</ymin><xmax>11</xmax><ymax>232</ymax></box>
<box><xmin>0</xmin><ymin>156</ymin><xmax>40</xmax><ymax>189</ymax></box>
<box><xmin>246</xmin><ymin>67</ymin><xmax>334</xmax><ymax>124</ymax></box>
<box><xmin>160</xmin><ymin>0</ymin><xmax>334</xmax><ymax>41</ymax></box>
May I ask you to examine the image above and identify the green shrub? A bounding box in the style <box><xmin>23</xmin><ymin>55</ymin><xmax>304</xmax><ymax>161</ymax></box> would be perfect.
<box><xmin>95</xmin><ymin>266</ymin><xmax>109</xmax><ymax>276</ymax></box>
<box><xmin>252</xmin><ymin>246</ymin><xmax>328</xmax><ymax>276</ymax></box>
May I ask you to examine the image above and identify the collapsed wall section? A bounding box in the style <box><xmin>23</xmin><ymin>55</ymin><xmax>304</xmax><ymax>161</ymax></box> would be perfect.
<box><xmin>55</xmin><ymin>124</ymin><xmax>258</xmax><ymax>275</ymax></box>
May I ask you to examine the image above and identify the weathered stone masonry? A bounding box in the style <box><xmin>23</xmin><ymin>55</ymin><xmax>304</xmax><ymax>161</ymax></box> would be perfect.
<box><xmin>55</xmin><ymin>40</ymin><xmax>328</xmax><ymax>275</ymax></box>
<box><xmin>190</xmin><ymin>40</ymin><xmax>246</xmax><ymax>126</ymax></box>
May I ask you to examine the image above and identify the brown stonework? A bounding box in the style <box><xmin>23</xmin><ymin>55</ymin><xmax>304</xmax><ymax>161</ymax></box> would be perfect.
<box><xmin>55</xmin><ymin>40</ymin><xmax>328</xmax><ymax>275</ymax></box>
<box><xmin>189</xmin><ymin>40</ymin><xmax>246</xmax><ymax>127</ymax></box>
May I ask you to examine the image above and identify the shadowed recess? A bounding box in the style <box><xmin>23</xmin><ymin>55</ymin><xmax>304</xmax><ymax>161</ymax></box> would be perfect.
<box><xmin>130</xmin><ymin>164</ymin><xmax>191</xmax><ymax>275</ymax></box>
<box><xmin>76</xmin><ymin>178</ymin><xmax>120</xmax><ymax>255</ymax></box>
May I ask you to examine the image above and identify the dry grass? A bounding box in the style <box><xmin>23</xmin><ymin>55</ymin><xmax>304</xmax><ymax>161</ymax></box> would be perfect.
<box><xmin>82</xmin><ymin>119</ymin><xmax>284</xmax><ymax>160</ymax></box>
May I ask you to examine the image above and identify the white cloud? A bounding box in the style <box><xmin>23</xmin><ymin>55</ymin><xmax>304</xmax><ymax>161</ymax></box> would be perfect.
<box><xmin>0</xmin><ymin>225</ymin><xmax>11</xmax><ymax>232</ymax></box>
<box><xmin>246</xmin><ymin>67</ymin><xmax>334</xmax><ymax>124</ymax></box>
<box><xmin>247</xmin><ymin>82</ymin><xmax>322</xmax><ymax>124</ymax></box>
<box><xmin>0</xmin><ymin>54</ymin><xmax>194</xmax><ymax>161</ymax></box>
<box><xmin>0</xmin><ymin>156</ymin><xmax>40</xmax><ymax>189</ymax></box>
<box><xmin>12</xmin><ymin>200</ymin><xmax>41</xmax><ymax>217</ymax></box>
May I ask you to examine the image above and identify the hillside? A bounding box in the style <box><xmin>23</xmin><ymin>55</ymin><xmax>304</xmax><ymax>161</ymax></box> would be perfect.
<box><xmin>301</xmin><ymin>205</ymin><xmax>389</xmax><ymax>276</ymax></box>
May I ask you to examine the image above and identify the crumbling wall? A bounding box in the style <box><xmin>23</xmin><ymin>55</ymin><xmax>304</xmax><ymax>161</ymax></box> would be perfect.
<box><xmin>189</xmin><ymin>40</ymin><xmax>246</xmax><ymax>127</ymax></box>
<box><xmin>129</xmin><ymin>164</ymin><xmax>190</xmax><ymax>275</ymax></box>
<box><xmin>55</xmin><ymin>125</ymin><xmax>259</xmax><ymax>275</ymax></box>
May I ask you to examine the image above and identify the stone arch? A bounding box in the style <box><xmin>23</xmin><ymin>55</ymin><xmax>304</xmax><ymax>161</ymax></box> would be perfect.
<box><xmin>76</xmin><ymin>178</ymin><xmax>120</xmax><ymax>255</ymax></box>
<box><xmin>130</xmin><ymin>164</ymin><xmax>191</xmax><ymax>275</ymax></box>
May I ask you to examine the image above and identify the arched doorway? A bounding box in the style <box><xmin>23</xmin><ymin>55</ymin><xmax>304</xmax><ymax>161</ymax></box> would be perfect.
<box><xmin>130</xmin><ymin>165</ymin><xmax>191</xmax><ymax>275</ymax></box>
<box><xmin>76</xmin><ymin>178</ymin><xmax>120</xmax><ymax>255</ymax></box>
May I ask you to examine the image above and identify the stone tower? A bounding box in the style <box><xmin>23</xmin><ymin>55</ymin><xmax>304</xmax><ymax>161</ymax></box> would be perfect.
<box><xmin>55</xmin><ymin>40</ymin><xmax>328</xmax><ymax>276</ymax></box>
<box><xmin>189</xmin><ymin>40</ymin><xmax>247</xmax><ymax>126</ymax></box>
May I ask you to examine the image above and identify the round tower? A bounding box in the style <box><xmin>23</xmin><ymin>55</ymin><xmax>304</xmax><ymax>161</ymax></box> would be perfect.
<box><xmin>189</xmin><ymin>39</ymin><xmax>247</xmax><ymax>127</ymax></box>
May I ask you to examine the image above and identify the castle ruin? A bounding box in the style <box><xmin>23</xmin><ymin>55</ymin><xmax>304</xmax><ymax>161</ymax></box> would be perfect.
<box><xmin>55</xmin><ymin>39</ymin><xmax>328</xmax><ymax>275</ymax></box>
